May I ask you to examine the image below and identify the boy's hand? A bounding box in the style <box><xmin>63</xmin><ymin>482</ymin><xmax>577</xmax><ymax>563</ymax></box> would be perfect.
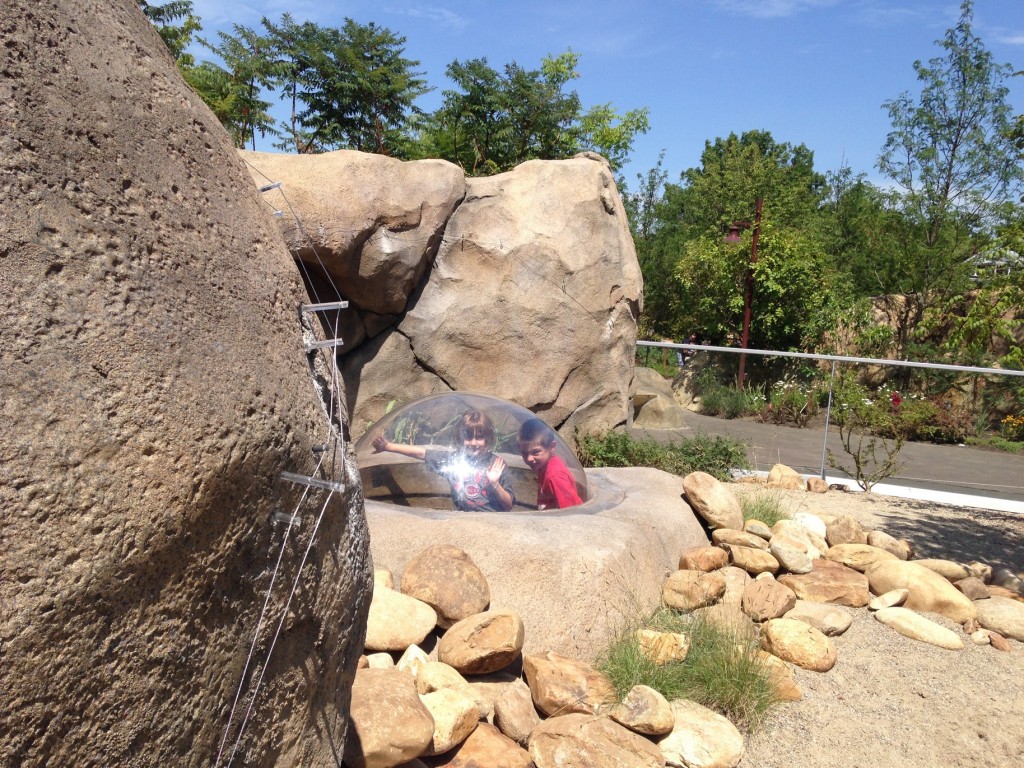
<box><xmin>370</xmin><ymin>434</ymin><xmax>389</xmax><ymax>453</ymax></box>
<box><xmin>485</xmin><ymin>456</ymin><xmax>506</xmax><ymax>485</ymax></box>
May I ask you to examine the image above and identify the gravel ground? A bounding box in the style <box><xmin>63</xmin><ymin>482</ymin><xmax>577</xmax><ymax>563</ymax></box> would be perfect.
<box><xmin>730</xmin><ymin>485</ymin><xmax>1024</xmax><ymax>768</ymax></box>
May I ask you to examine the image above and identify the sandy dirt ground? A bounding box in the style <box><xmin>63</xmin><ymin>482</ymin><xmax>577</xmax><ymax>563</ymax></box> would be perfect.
<box><xmin>730</xmin><ymin>485</ymin><xmax>1024</xmax><ymax>768</ymax></box>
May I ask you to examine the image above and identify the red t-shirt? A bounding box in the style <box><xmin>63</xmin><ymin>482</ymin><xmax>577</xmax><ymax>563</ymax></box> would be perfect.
<box><xmin>536</xmin><ymin>454</ymin><xmax>582</xmax><ymax>510</ymax></box>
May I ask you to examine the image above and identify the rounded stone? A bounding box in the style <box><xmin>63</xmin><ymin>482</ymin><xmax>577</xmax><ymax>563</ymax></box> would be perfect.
<box><xmin>401</xmin><ymin>544</ymin><xmax>491</xmax><ymax>628</ymax></box>
<box><xmin>438</xmin><ymin>610</ymin><xmax>525</xmax><ymax>675</ymax></box>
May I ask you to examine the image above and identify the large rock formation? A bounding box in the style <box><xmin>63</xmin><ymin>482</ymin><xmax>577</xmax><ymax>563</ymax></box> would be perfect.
<box><xmin>243</xmin><ymin>150</ymin><xmax>642</xmax><ymax>439</ymax></box>
<box><xmin>0</xmin><ymin>2</ymin><xmax>371</xmax><ymax>766</ymax></box>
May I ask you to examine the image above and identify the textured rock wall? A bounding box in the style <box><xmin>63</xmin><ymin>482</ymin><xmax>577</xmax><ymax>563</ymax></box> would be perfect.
<box><xmin>0</xmin><ymin>1</ymin><xmax>371</xmax><ymax>765</ymax></box>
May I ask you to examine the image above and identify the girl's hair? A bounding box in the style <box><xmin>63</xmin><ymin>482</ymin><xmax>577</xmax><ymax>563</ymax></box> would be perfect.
<box><xmin>455</xmin><ymin>409</ymin><xmax>496</xmax><ymax>448</ymax></box>
<box><xmin>517</xmin><ymin>417</ymin><xmax>556</xmax><ymax>446</ymax></box>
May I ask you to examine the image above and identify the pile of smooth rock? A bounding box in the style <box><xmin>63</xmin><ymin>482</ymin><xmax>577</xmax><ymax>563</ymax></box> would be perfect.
<box><xmin>346</xmin><ymin>471</ymin><xmax>1023</xmax><ymax>768</ymax></box>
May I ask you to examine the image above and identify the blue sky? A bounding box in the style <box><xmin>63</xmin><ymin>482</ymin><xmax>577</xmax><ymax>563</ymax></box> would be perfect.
<box><xmin>187</xmin><ymin>0</ymin><xmax>1024</xmax><ymax>190</ymax></box>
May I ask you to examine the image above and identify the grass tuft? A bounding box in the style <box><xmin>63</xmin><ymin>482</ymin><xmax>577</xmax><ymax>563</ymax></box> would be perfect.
<box><xmin>596</xmin><ymin>607</ymin><xmax>780</xmax><ymax>731</ymax></box>
<box><xmin>740</xmin><ymin>491</ymin><xmax>790</xmax><ymax>527</ymax></box>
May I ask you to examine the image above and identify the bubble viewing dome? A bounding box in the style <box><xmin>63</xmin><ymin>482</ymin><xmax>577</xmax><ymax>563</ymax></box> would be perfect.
<box><xmin>354</xmin><ymin>392</ymin><xmax>588</xmax><ymax>511</ymax></box>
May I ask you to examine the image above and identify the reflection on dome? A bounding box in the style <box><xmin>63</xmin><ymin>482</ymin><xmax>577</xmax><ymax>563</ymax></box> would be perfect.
<box><xmin>354</xmin><ymin>392</ymin><xmax>588</xmax><ymax>512</ymax></box>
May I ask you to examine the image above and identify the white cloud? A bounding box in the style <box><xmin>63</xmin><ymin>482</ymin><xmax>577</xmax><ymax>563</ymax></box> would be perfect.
<box><xmin>712</xmin><ymin>0</ymin><xmax>838</xmax><ymax>19</ymax></box>
<box><xmin>401</xmin><ymin>6</ymin><xmax>469</xmax><ymax>30</ymax></box>
<box><xmin>993</xmin><ymin>32</ymin><xmax>1024</xmax><ymax>46</ymax></box>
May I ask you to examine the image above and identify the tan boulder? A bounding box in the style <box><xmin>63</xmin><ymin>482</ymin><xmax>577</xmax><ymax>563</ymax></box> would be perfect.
<box><xmin>693</xmin><ymin>604</ymin><xmax>758</xmax><ymax>639</ymax></box>
<box><xmin>419</xmin><ymin>688</ymin><xmax>481</xmax><ymax>756</ymax></box>
<box><xmin>637</xmin><ymin>629</ymin><xmax>691</xmax><ymax>664</ymax></box>
<box><xmin>955</xmin><ymin>576</ymin><xmax>990</xmax><ymax>600</ymax></box>
<box><xmin>760</xmin><ymin>618</ymin><xmax>837</xmax><ymax>672</ymax></box>
<box><xmin>782</xmin><ymin>600</ymin><xmax>853</xmax><ymax>636</ymax></box>
<box><xmin>769</xmin><ymin>540</ymin><xmax>813</xmax><ymax>574</ymax></box>
<box><xmin>726</xmin><ymin>545</ymin><xmax>781</xmax><ymax>576</ymax></box>
<box><xmin>365</xmin><ymin>586</ymin><xmax>439</xmax><ymax>652</ymax></box>
<box><xmin>767</xmin><ymin>463</ymin><xmax>804</xmax><ymax>490</ymax></box>
<box><xmin>867</xmin><ymin>530</ymin><xmax>912</xmax><ymax>560</ymax></box>
<box><xmin>401</xmin><ymin>545</ymin><xmax>490</xmax><ymax>628</ymax></box>
<box><xmin>713</xmin><ymin>529</ymin><xmax>770</xmax><ymax>551</ymax></box>
<box><xmin>367</xmin><ymin>653</ymin><xmax>396</xmax><ymax>670</ymax></box>
<box><xmin>682</xmin><ymin>472</ymin><xmax>744</xmax><ymax>530</ymax></box>
<box><xmin>467</xmin><ymin>672</ymin><xmax>519</xmax><ymax>724</ymax></box>
<box><xmin>397</xmin><ymin>645</ymin><xmax>430</xmax><ymax>679</ymax></box>
<box><xmin>743</xmin><ymin>519</ymin><xmax>774</xmax><ymax>540</ymax></box>
<box><xmin>663</xmin><ymin>569</ymin><xmax>727</xmax><ymax>611</ymax></box>
<box><xmin>608</xmin><ymin>685</ymin><xmax>675</xmax><ymax>736</ymax></box>
<box><xmin>778</xmin><ymin>559</ymin><xmax>870</xmax><ymax>607</ymax></box>
<box><xmin>656</xmin><ymin>699</ymin><xmax>745</xmax><ymax>768</ymax></box>
<box><xmin>523</xmin><ymin>652</ymin><xmax>616</xmax><ymax>717</ymax></box>
<box><xmin>633</xmin><ymin>367</ymin><xmax>691</xmax><ymax>429</ymax></box>
<box><xmin>971</xmin><ymin>629</ymin><xmax>992</xmax><ymax>645</ymax></box>
<box><xmin>806</xmin><ymin>477</ymin><xmax>829</xmax><ymax>494</ymax></box>
<box><xmin>493</xmin><ymin>678</ymin><xmax>541</xmax><ymax>746</ymax></box>
<box><xmin>741</xmin><ymin>579</ymin><xmax>797</xmax><ymax>622</ymax></box>
<box><xmin>967</xmin><ymin>561</ymin><xmax>993</xmax><ymax>583</ymax></box>
<box><xmin>976</xmin><ymin>596</ymin><xmax>1024</xmax><ymax>642</ymax></box>
<box><xmin>755</xmin><ymin>651</ymin><xmax>802</xmax><ymax>701</ymax></box>
<box><xmin>416</xmin><ymin>661</ymin><xmax>470</xmax><ymax>695</ymax></box>
<box><xmin>823</xmin><ymin>543</ymin><xmax>898</xmax><ymax>572</ymax></box>
<box><xmin>680</xmin><ymin>546</ymin><xmax>730</xmax><ymax>572</ymax></box>
<box><xmin>866</xmin><ymin>561</ymin><xmax>977</xmax><ymax>623</ymax></box>
<box><xmin>868</xmin><ymin>589</ymin><xmax>910</xmax><ymax>611</ymax></box>
<box><xmin>874</xmin><ymin>607</ymin><xmax>964</xmax><ymax>650</ymax></box>
<box><xmin>914</xmin><ymin>558</ymin><xmax>972</xmax><ymax>583</ymax></box>
<box><xmin>529</xmin><ymin>713</ymin><xmax>665</xmax><ymax>768</ymax></box>
<box><xmin>345</xmin><ymin>668</ymin><xmax>435</xmax><ymax>768</ymax></box>
<box><xmin>988</xmin><ymin>631</ymin><xmax>1013</xmax><ymax>651</ymax></box>
<box><xmin>375</xmin><ymin>568</ymin><xmax>396</xmax><ymax>589</ymax></box>
<box><xmin>429</xmin><ymin>722</ymin><xmax>533</xmax><ymax>768</ymax></box>
<box><xmin>719</xmin><ymin>566</ymin><xmax>753</xmax><ymax>609</ymax></box>
<box><xmin>824</xmin><ymin>515</ymin><xmax>868</xmax><ymax>546</ymax></box>
<box><xmin>772</xmin><ymin>520</ymin><xmax>827</xmax><ymax>559</ymax></box>
<box><xmin>437</xmin><ymin>610</ymin><xmax>525</xmax><ymax>675</ymax></box>
<box><xmin>792</xmin><ymin>512</ymin><xmax>829</xmax><ymax>540</ymax></box>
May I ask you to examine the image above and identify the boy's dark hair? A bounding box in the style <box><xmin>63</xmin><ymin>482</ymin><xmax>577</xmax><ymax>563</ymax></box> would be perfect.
<box><xmin>517</xmin><ymin>417</ymin><xmax>556</xmax><ymax>446</ymax></box>
<box><xmin>455</xmin><ymin>410</ymin><xmax>496</xmax><ymax>448</ymax></box>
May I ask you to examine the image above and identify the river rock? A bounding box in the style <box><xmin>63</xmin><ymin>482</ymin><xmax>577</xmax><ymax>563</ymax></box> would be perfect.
<box><xmin>437</xmin><ymin>610</ymin><xmax>525</xmax><ymax>675</ymax></box>
<box><xmin>755</xmin><ymin>650</ymin><xmax>803</xmax><ymax>701</ymax></box>
<box><xmin>367</xmin><ymin>653</ymin><xmax>396</xmax><ymax>670</ymax></box>
<box><xmin>825</xmin><ymin>515</ymin><xmax>868</xmax><ymax>546</ymax></box>
<box><xmin>772</xmin><ymin>520</ymin><xmax>827</xmax><ymax>559</ymax></box>
<box><xmin>868</xmin><ymin>589</ymin><xmax>910</xmax><ymax>611</ymax></box>
<box><xmin>376</xmin><ymin>568</ymin><xmax>396</xmax><ymax>589</ymax></box>
<box><xmin>608</xmin><ymin>685</ymin><xmax>675</xmax><ymax>736</ymax></box>
<box><xmin>967</xmin><ymin>561</ymin><xmax>993</xmax><ymax>583</ymax></box>
<box><xmin>680</xmin><ymin>546</ymin><xmax>730</xmax><ymax>572</ymax></box>
<box><xmin>713</xmin><ymin>529</ymin><xmax>771</xmax><ymax>551</ymax></box>
<box><xmin>663</xmin><ymin>569</ymin><xmax>727</xmax><ymax>611</ymax></box>
<box><xmin>792</xmin><ymin>512</ymin><xmax>829</xmax><ymax>540</ymax></box>
<box><xmin>975</xmin><ymin>596</ymin><xmax>1024</xmax><ymax>642</ymax></box>
<box><xmin>806</xmin><ymin>477</ymin><xmax>829</xmax><ymax>494</ymax></box>
<box><xmin>743</xmin><ymin>519</ymin><xmax>774</xmax><ymax>540</ymax></box>
<box><xmin>529</xmin><ymin>714</ymin><xmax>665</xmax><ymax>768</ymax></box>
<box><xmin>726</xmin><ymin>546</ymin><xmax>780</xmax><ymax>576</ymax></box>
<box><xmin>430</xmin><ymin>723</ymin><xmax>533</xmax><ymax>768</ymax></box>
<box><xmin>778</xmin><ymin>559</ymin><xmax>870</xmax><ymax>607</ymax></box>
<box><xmin>760</xmin><ymin>618</ymin><xmax>837</xmax><ymax>671</ymax></box>
<box><xmin>866</xmin><ymin>561</ymin><xmax>977</xmax><ymax>623</ymax></box>
<box><xmin>523</xmin><ymin>652</ymin><xmax>616</xmax><ymax>717</ymax></box>
<box><xmin>867</xmin><ymin>530</ymin><xmax>913</xmax><ymax>560</ymax></box>
<box><xmin>914</xmin><ymin>558</ymin><xmax>972</xmax><ymax>583</ymax></box>
<box><xmin>366</xmin><ymin>586</ymin><xmax>439</xmax><ymax>652</ymax></box>
<box><xmin>955</xmin><ymin>577</ymin><xmax>990</xmax><ymax>600</ymax></box>
<box><xmin>988</xmin><ymin>631</ymin><xmax>1013</xmax><ymax>652</ymax></box>
<box><xmin>400</xmin><ymin>545</ymin><xmax>491</xmax><ymax>628</ymax></box>
<box><xmin>767</xmin><ymin>463</ymin><xmax>804</xmax><ymax>490</ymax></box>
<box><xmin>493</xmin><ymin>678</ymin><xmax>541</xmax><ymax>746</ymax></box>
<box><xmin>637</xmin><ymin>629</ymin><xmax>691</xmax><ymax>664</ymax></box>
<box><xmin>397</xmin><ymin>645</ymin><xmax>430</xmax><ymax>679</ymax></box>
<box><xmin>345</xmin><ymin>668</ymin><xmax>435</xmax><ymax>768</ymax></box>
<box><xmin>742</xmin><ymin>579</ymin><xmax>797</xmax><ymax>622</ymax></box>
<box><xmin>874</xmin><ymin>607</ymin><xmax>964</xmax><ymax>650</ymax></box>
<box><xmin>782</xmin><ymin>601</ymin><xmax>853</xmax><ymax>636</ymax></box>
<box><xmin>719</xmin><ymin>567</ymin><xmax>753</xmax><ymax>609</ymax></box>
<box><xmin>656</xmin><ymin>699</ymin><xmax>745</xmax><ymax>768</ymax></box>
<box><xmin>683</xmin><ymin>472</ymin><xmax>744</xmax><ymax>530</ymax></box>
<box><xmin>420</xmin><ymin>688</ymin><xmax>481</xmax><ymax>756</ymax></box>
<box><xmin>823</xmin><ymin>543</ymin><xmax>898</xmax><ymax>572</ymax></box>
<box><xmin>769</xmin><ymin>541</ymin><xmax>813</xmax><ymax>574</ymax></box>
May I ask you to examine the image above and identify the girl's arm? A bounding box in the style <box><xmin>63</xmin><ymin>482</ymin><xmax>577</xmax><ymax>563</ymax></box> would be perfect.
<box><xmin>371</xmin><ymin>434</ymin><xmax>426</xmax><ymax>461</ymax></box>
<box><xmin>485</xmin><ymin>457</ymin><xmax>515</xmax><ymax>511</ymax></box>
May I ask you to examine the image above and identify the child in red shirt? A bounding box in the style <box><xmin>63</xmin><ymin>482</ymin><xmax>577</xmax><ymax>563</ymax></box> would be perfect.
<box><xmin>516</xmin><ymin>418</ymin><xmax>583</xmax><ymax>510</ymax></box>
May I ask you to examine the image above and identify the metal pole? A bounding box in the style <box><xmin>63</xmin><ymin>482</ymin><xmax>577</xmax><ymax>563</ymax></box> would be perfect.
<box><xmin>820</xmin><ymin>360</ymin><xmax>837</xmax><ymax>480</ymax></box>
<box><xmin>738</xmin><ymin>197</ymin><xmax>763</xmax><ymax>390</ymax></box>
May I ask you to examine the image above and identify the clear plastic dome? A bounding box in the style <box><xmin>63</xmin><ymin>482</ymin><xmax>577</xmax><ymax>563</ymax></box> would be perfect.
<box><xmin>354</xmin><ymin>392</ymin><xmax>588</xmax><ymax>511</ymax></box>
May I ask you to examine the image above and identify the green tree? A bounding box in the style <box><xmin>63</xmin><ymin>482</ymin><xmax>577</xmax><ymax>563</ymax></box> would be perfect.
<box><xmin>138</xmin><ymin>0</ymin><xmax>201</xmax><ymax>65</ymax></box>
<box><xmin>878</xmin><ymin>0</ymin><xmax>1024</xmax><ymax>357</ymax></box>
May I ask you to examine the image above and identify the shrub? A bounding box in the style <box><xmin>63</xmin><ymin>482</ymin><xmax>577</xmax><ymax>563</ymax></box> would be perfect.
<box><xmin>827</xmin><ymin>377</ymin><xmax>907</xmax><ymax>492</ymax></box>
<box><xmin>740</xmin><ymin>492</ymin><xmax>789</xmax><ymax>527</ymax></box>
<box><xmin>1000</xmin><ymin>413</ymin><xmax>1024</xmax><ymax>442</ymax></box>
<box><xmin>760</xmin><ymin>376</ymin><xmax>820</xmax><ymax>427</ymax></box>
<box><xmin>597</xmin><ymin>607</ymin><xmax>780</xmax><ymax>731</ymax></box>
<box><xmin>577</xmin><ymin>430</ymin><xmax>749</xmax><ymax>481</ymax></box>
<box><xmin>697</xmin><ymin>372</ymin><xmax>761</xmax><ymax>419</ymax></box>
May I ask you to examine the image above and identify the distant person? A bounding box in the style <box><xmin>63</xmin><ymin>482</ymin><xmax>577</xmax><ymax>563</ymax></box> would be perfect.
<box><xmin>516</xmin><ymin>418</ymin><xmax>583</xmax><ymax>510</ymax></box>
<box><xmin>681</xmin><ymin>333</ymin><xmax>698</xmax><ymax>367</ymax></box>
<box><xmin>371</xmin><ymin>409</ymin><xmax>515</xmax><ymax>511</ymax></box>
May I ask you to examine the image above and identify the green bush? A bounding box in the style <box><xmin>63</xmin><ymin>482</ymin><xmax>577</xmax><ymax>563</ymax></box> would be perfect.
<box><xmin>760</xmin><ymin>376</ymin><xmax>820</xmax><ymax>427</ymax></box>
<box><xmin>597</xmin><ymin>608</ymin><xmax>780</xmax><ymax>731</ymax></box>
<box><xmin>577</xmin><ymin>430</ymin><xmax>749</xmax><ymax>481</ymax></box>
<box><xmin>696</xmin><ymin>371</ymin><xmax>761</xmax><ymax>419</ymax></box>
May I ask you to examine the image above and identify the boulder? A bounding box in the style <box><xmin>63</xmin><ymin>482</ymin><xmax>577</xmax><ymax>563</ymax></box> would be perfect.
<box><xmin>825</xmin><ymin>515</ymin><xmax>868</xmax><ymax>546</ymax></box>
<box><xmin>755</xmin><ymin>651</ymin><xmax>803</xmax><ymax>702</ymax></box>
<box><xmin>792</xmin><ymin>512</ymin><xmax>829</xmax><ymax>541</ymax></box>
<box><xmin>430</xmin><ymin>723</ymin><xmax>533</xmax><ymax>768</ymax></box>
<box><xmin>767</xmin><ymin>463</ymin><xmax>804</xmax><ymax>490</ymax></box>
<box><xmin>769</xmin><ymin>541</ymin><xmax>813</xmax><ymax>574</ymax></box>
<box><xmin>523</xmin><ymin>652</ymin><xmax>616</xmax><ymax>717</ymax></box>
<box><xmin>823</xmin><ymin>543</ymin><xmax>898</xmax><ymax>572</ymax></box>
<box><xmin>778</xmin><ymin>559</ymin><xmax>870</xmax><ymax>607</ymax></box>
<box><xmin>955</xmin><ymin>577</ymin><xmax>990</xmax><ymax>601</ymax></box>
<box><xmin>741</xmin><ymin>579</ymin><xmax>797</xmax><ymax>622</ymax></box>
<box><xmin>529</xmin><ymin>713</ymin><xmax>665</xmax><ymax>768</ymax></box>
<box><xmin>806</xmin><ymin>477</ymin><xmax>829</xmax><ymax>494</ymax></box>
<box><xmin>493</xmin><ymin>679</ymin><xmax>541</xmax><ymax>746</ymax></box>
<box><xmin>437</xmin><ymin>610</ymin><xmax>525</xmax><ymax>675</ymax></box>
<box><xmin>868</xmin><ymin>589</ymin><xmax>910</xmax><ymax>611</ymax></box>
<box><xmin>419</xmin><ymin>688</ymin><xmax>481</xmax><ymax>756</ymax></box>
<box><xmin>680</xmin><ymin>546</ymin><xmax>729</xmax><ymax>572</ymax></box>
<box><xmin>719</xmin><ymin>567</ymin><xmax>753</xmax><ymax>609</ymax></box>
<box><xmin>967</xmin><ymin>561</ymin><xmax>993</xmax><ymax>583</ymax></box>
<box><xmin>656</xmin><ymin>699</ymin><xmax>745</xmax><ymax>768</ymax></box>
<box><xmin>914</xmin><ymin>558</ymin><xmax>972</xmax><ymax>583</ymax></box>
<box><xmin>988</xmin><ymin>631</ymin><xmax>1013</xmax><ymax>652</ymax></box>
<box><xmin>726</xmin><ymin>546</ymin><xmax>781</xmax><ymax>576</ymax></box>
<box><xmin>608</xmin><ymin>685</ymin><xmax>675</xmax><ymax>736</ymax></box>
<box><xmin>743</xmin><ymin>519</ymin><xmax>774</xmax><ymax>540</ymax></box>
<box><xmin>782</xmin><ymin>601</ymin><xmax>853</xmax><ymax>636</ymax></box>
<box><xmin>683</xmin><ymin>472</ymin><xmax>744</xmax><ymax>530</ymax></box>
<box><xmin>353</xmin><ymin>153</ymin><xmax>641</xmax><ymax>437</ymax></box>
<box><xmin>693</xmin><ymin>605</ymin><xmax>758</xmax><ymax>639</ymax></box>
<box><xmin>1</xmin><ymin>3</ymin><xmax>371</xmax><ymax>765</ymax></box>
<box><xmin>400</xmin><ymin>545</ymin><xmax>490</xmax><ymax>628</ymax></box>
<box><xmin>975</xmin><ymin>596</ymin><xmax>1024</xmax><ymax>642</ymax></box>
<box><xmin>712</xmin><ymin>529</ymin><xmax>770</xmax><ymax>551</ymax></box>
<box><xmin>771</xmin><ymin>520</ymin><xmax>827</xmax><ymax>559</ymax></box>
<box><xmin>345</xmin><ymin>669</ymin><xmax>435</xmax><ymax>768</ymax></box>
<box><xmin>663</xmin><ymin>570</ymin><xmax>727</xmax><ymax>611</ymax></box>
<box><xmin>867</xmin><ymin>530</ymin><xmax>912</xmax><ymax>560</ymax></box>
<box><xmin>397</xmin><ymin>645</ymin><xmax>430</xmax><ymax>679</ymax></box>
<box><xmin>865</xmin><ymin>561</ymin><xmax>977</xmax><ymax>623</ymax></box>
<box><xmin>368</xmin><ymin>467</ymin><xmax>709</xmax><ymax>659</ymax></box>
<box><xmin>365</xmin><ymin>586</ymin><xmax>439</xmax><ymax>652</ymax></box>
<box><xmin>632</xmin><ymin>367</ymin><xmax>690</xmax><ymax>429</ymax></box>
<box><xmin>376</xmin><ymin>569</ymin><xmax>397</xmax><ymax>590</ymax></box>
<box><xmin>874</xmin><ymin>607</ymin><xmax>964</xmax><ymax>650</ymax></box>
<box><xmin>367</xmin><ymin>653</ymin><xmax>397</xmax><ymax>670</ymax></box>
<box><xmin>636</xmin><ymin>629</ymin><xmax>691</xmax><ymax>664</ymax></box>
<box><xmin>760</xmin><ymin>619</ymin><xmax>837</xmax><ymax>672</ymax></box>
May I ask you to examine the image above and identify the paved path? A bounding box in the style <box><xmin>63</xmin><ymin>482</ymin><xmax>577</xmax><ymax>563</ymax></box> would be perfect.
<box><xmin>630</xmin><ymin>411</ymin><xmax>1024</xmax><ymax>506</ymax></box>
